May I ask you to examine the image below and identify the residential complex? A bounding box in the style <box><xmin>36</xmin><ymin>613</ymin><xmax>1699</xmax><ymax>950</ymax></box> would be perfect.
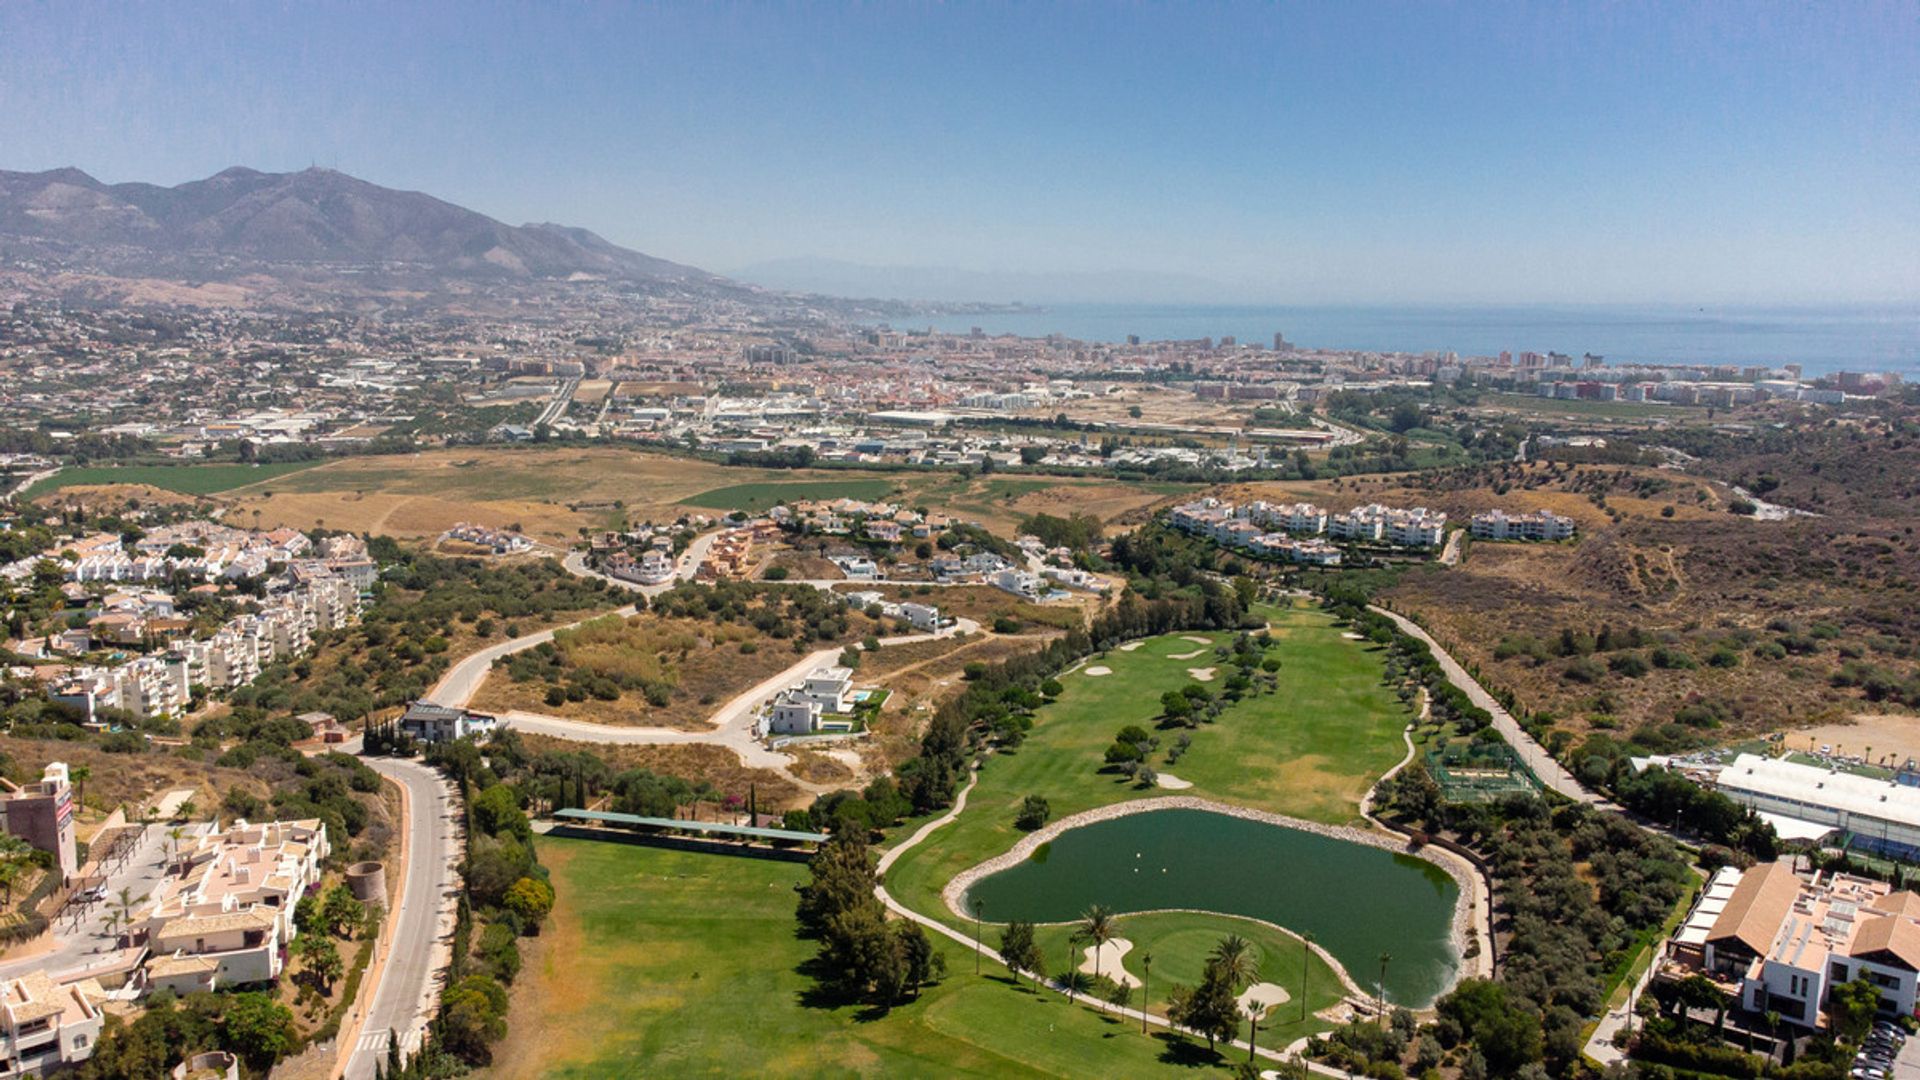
<box><xmin>1469</xmin><ymin>509</ymin><xmax>1577</xmax><ymax>542</ymax></box>
<box><xmin>137</xmin><ymin>819</ymin><xmax>330</xmax><ymax>995</ymax></box>
<box><xmin>1169</xmin><ymin>496</ymin><xmax>1452</xmax><ymax>563</ymax></box>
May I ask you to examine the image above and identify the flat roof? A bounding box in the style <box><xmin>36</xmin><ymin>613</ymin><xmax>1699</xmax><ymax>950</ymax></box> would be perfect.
<box><xmin>1720</xmin><ymin>754</ymin><xmax>1920</xmax><ymax>828</ymax></box>
<box><xmin>554</xmin><ymin>808</ymin><xmax>828</xmax><ymax>844</ymax></box>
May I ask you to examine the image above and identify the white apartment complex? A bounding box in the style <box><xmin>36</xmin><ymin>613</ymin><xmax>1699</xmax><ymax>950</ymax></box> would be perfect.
<box><xmin>1170</xmin><ymin>497</ymin><xmax>1452</xmax><ymax>562</ymax></box>
<box><xmin>1469</xmin><ymin>509</ymin><xmax>1577</xmax><ymax>542</ymax></box>
<box><xmin>48</xmin><ymin>576</ymin><xmax>361</xmax><ymax>722</ymax></box>
<box><xmin>138</xmin><ymin>819</ymin><xmax>330</xmax><ymax>996</ymax></box>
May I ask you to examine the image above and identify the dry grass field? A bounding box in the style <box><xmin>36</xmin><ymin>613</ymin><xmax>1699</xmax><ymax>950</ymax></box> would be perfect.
<box><xmin>208</xmin><ymin>447</ymin><xmax>1190</xmax><ymax>543</ymax></box>
<box><xmin>1259</xmin><ymin>461</ymin><xmax>1920</xmax><ymax>747</ymax></box>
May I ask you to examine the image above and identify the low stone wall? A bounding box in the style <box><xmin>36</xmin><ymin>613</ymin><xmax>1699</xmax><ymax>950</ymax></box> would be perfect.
<box><xmin>940</xmin><ymin>795</ymin><xmax>1481</xmax><ymax>1002</ymax></box>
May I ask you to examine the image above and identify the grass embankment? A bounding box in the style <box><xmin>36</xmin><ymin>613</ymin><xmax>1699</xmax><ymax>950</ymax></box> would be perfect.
<box><xmin>24</xmin><ymin>460</ymin><xmax>321</xmax><ymax>499</ymax></box>
<box><xmin>490</xmin><ymin>839</ymin><xmax>1256</xmax><ymax>1078</ymax></box>
<box><xmin>881</xmin><ymin>604</ymin><xmax>1412</xmax><ymax>932</ymax></box>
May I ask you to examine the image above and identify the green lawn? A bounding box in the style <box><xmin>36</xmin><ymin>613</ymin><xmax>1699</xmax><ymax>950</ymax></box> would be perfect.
<box><xmin>1031</xmin><ymin>910</ymin><xmax>1343</xmax><ymax>1044</ymax></box>
<box><xmin>489</xmin><ymin>838</ymin><xmax>1261</xmax><ymax>1078</ymax></box>
<box><xmin>22</xmin><ymin>460</ymin><xmax>322</xmax><ymax>499</ymax></box>
<box><xmin>680</xmin><ymin>478</ymin><xmax>901</xmax><ymax>511</ymax></box>
<box><xmin>882</xmin><ymin>603</ymin><xmax>1413</xmax><ymax>938</ymax></box>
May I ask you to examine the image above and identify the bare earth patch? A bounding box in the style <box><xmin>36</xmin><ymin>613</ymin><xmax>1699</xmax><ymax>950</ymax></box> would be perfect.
<box><xmin>1782</xmin><ymin>714</ymin><xmax>1920</xmax><ymax>768</ymax></box>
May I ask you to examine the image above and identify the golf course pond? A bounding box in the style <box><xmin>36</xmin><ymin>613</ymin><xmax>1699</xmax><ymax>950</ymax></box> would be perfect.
<box><xmin>961</xmin><ymin>808</ymin><xmax>1462</xmax><ymax>1007</ymax></box>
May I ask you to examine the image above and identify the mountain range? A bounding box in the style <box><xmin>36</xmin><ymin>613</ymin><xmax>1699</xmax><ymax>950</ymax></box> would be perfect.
<box><xmin>0</xmin><ymin>165</ymin><xmax>717</xmax><ymax>283</ymax></box>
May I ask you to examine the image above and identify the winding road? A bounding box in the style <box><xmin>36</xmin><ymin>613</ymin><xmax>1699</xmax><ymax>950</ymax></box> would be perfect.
<box><xmin>1368</xmin><ymin>604</ymin><xmax>1599</xmax><ymax>805</ymax></box>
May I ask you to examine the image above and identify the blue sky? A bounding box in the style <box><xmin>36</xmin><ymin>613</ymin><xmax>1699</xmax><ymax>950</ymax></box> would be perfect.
<box><xmin>1</xmin><ymin>2</ymin><xmax>1915</xmax><ymax>303</ymax></box>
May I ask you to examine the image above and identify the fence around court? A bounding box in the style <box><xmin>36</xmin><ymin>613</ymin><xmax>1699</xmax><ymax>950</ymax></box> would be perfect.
<box><xmin>1426</xmin><ymin>741</ymin><xmax>1543</xmax><ymax>802</ymax></box>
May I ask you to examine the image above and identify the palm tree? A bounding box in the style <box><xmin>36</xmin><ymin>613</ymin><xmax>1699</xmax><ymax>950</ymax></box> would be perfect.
<box><xmin>1212</xmin><ymin>934</ymin><xmax>1257</xmax><ymax>993</ymax></box>
<box><xmin>167</xmin><ymin>826</ymin><xmax>184</xmax><ymax>869</ymax></box>
<box><xmin>1140</xmin><ymin>952</ymin><xmax>1153</xmax><ymax>1035</ymax></box>
<box><xmin>1078</xmin><ymin>904</ymin><xmax>1117</xmax><ymax>1009</ymax></box>
<box><xmin>108</xmin><ymin>886</ymin><xmax>145</xmax><ymax>947</ymax></box>
<box><xmin>1246</xmin><ymin>998</ymin><xmax>1269</xmax><ymax>1063</ymax></box>
<box><xmin>69</xmin><ymin>765</ymin><xmax>90</xmax><ymax>811</ymax></box>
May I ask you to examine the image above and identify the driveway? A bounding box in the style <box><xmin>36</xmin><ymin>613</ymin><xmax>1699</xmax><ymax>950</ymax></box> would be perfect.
<box><xmin>0</xmin><ymin>823</ymin><xmax>177</xmax><ymax>982</ymax></box>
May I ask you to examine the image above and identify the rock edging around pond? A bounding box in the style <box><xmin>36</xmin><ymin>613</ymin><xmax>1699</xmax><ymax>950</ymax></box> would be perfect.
<box><xmin>938</xmin><ymin>795</ymin><xmax>1478</xmax><ymax>1007</ymax></box>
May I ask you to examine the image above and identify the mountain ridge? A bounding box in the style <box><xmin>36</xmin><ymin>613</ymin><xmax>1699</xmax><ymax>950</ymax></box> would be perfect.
<box><xmin>0</xmin><ymin>165</ymin><xmax>717</xmax><ymax>283</ymax></box>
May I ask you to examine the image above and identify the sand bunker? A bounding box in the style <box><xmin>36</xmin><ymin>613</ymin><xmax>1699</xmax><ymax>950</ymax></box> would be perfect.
<box><xmin>1342</xmin><ymin>631</ymin><xmax>1366</xmax><ymax>640</ymax></box>
<box><xmin>1155</xmin><ymin>772</ymin><xmax>1193</xmax><ymax>790</ymax></box>
<box><xmin>1118</xmin><ymin>641</ymin><xmax>1145</xmax><ymax>652</ymax></box>
<box><xmin>1168</xmin><ymin>649</ymin><xmax>1207</xmax><ymax>660</ymax></box>
<box><xmin>1085</xmin><ymin>666</ymin><xmax>1113</xmax><ymax>677</ymax></box>
<box><xmin>1187</xmin><ymin>667</ymin><xmax>1217</xmax><ymax>682</ymax></box>
<box><xmin>1079</xmin><ymin>938</ymin><xmax>1142</xmax><ymax>988</ymax></box>
<box><xmin>1239</xmin><ymin>982</ymin><xmax>1292</xmax><ymax>1013</ymax></box>
<box><xmin>1182</xmin><ymin>636</ymin><xmax>1213</xmax><ymax>645</ymax></box>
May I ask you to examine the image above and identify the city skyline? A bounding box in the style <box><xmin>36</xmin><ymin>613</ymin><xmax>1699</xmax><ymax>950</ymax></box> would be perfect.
<box><xmin>2</xmin><ymin>2</ymin><xmax>1916</xmax><ymax>304</ymax></box>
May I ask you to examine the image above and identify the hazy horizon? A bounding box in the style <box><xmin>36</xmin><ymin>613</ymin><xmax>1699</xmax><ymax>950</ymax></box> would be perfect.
<box><xmin>3</xmin><ymin>3</ymin><xmax>1916</xmax><ymax>306</ymax></box>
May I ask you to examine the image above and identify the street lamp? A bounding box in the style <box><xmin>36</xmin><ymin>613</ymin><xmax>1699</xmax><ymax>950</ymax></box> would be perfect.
<box><xmin>1301</xmin><ymin>931</ymin><xmax>1314</xmax><ymax>1023</ymax></box>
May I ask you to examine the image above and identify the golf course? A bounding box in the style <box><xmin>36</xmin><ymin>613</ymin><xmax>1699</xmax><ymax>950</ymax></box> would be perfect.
<box><xmin>491</xmin><ymin>601</ymin><xmax>1449</xmax><ymax>1077</ymax></box>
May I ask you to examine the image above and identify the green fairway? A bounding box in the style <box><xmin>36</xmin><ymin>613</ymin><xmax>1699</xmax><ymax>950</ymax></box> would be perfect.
<box><xmin>1032</xmin><ymin>910</ymin><xmax>1344</xmax><ymax>1043</ymax></box>
<box><xmin>882</xmin><ymin>604</ymin><xmax>1413</xmax><ymax>935</ymax></box>
<box><xmin>22</xmin><ymin>460</ymin><xmax>322</xmax><ymax>499</ymax></box>
<box><xmin>680</xmin><ymin>477</ymin><xmax>900</xmax><ymax>511</ymax></box>
<box><xmin>489</xmin><ymin>838</ymin><xmax>1265</xmax><ymax>1078</ymax></box>
<box><xmin>1480</xmin><ymin>391</ymin><xmax>1688</xmax><ymax>422</ymax></box>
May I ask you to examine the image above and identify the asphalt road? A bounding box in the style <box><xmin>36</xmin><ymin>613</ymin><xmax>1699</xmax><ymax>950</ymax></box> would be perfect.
<box><xmin>498</xmin><ymin>617</ymin><xmax>979</xmax><ymax>787</ymax></box>
<box><xmin>342</xmin><ymin>750</ymin><xmax>460</xmax><ymax>1080</ymax></box>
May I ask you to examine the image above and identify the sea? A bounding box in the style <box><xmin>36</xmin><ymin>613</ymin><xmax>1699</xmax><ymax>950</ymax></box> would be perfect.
<box><xmin>913</xmin><ymin>303</ymin><xmax>1920</xmax><ymax>378</ymax></box>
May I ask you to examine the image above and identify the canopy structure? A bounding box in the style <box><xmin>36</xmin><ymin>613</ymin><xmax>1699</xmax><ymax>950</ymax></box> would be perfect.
<box><xmin>553</xmin><ymin>808</ymin><xmax>828</xmax><ymax>845</ymax></box>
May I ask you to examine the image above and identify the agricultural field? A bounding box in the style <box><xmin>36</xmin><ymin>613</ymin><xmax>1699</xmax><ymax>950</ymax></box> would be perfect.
<box><xmin>486</xmin><ymin>838</ymin><xmax>1264</xmax><ymax>1079</ymax></box>
<box><xmin>1470</xmin><ymin>391</ymin><xmax>1693</xmax><ymax>424</ymax></box>
<box><xmin>203</xmin><ymin>447</ymin><xmax>1188</xmax><ymax>543</ymax></box>
<box><xmin>881</xmin><ymin>604</ymin><xmax>1413</xmax><ymax>936</ymax></box>
<box><xmin>24</xmin><ymin>460</ymin><xmax>322</xmax><ymax>499</ymax></box>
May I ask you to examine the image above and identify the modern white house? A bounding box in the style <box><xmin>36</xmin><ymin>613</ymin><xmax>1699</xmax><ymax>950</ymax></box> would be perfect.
<box><xmin>764</xmin><ymin>665</ymin><xmax>857</xmax><ymax>736</ymax></box>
